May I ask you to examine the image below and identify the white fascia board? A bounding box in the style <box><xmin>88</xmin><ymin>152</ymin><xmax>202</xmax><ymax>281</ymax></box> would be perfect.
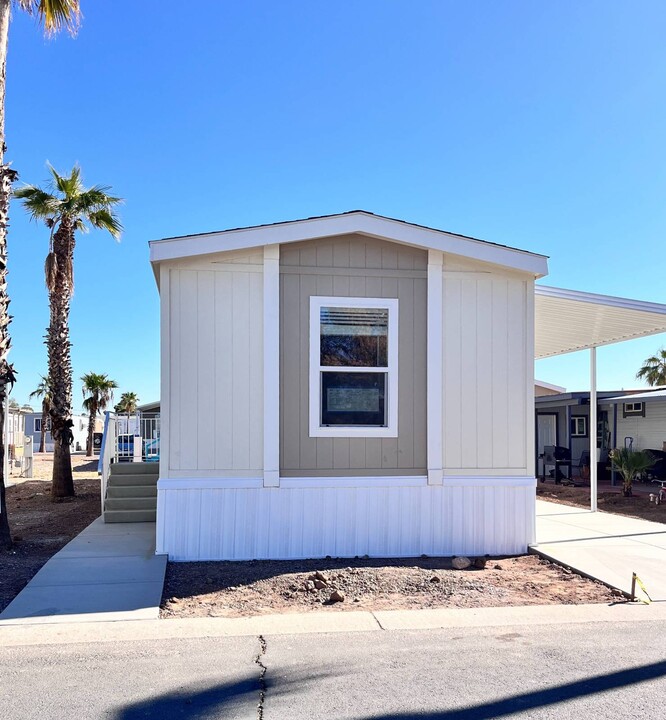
<box><xmin>603</xmin><ymin>389</ymin><xmax>666</xmax><ymax>403</ymax></box>
<box><xmin>149</xmin><ymin>213</ymin><xmax>549</xmax><ymax>277</ymax></box>
<box><xmin>535</xmin><ymin>379</ymin><xmax>566</xmax><ymax>393</ymax></box>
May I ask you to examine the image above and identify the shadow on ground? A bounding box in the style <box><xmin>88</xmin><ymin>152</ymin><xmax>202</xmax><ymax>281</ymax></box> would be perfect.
<box><xmin>111</xmin><ymin>658</ymin><xmax>666</xmax><ymax>719</ymax></box>
<box><xmin>72</xmin><ymin>459</ymin><xmax>99</xmax><ymax>473</ymax></box>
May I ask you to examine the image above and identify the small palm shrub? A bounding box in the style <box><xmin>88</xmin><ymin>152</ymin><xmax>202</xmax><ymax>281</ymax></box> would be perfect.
<box><xmin>609</xmin><ymin>448</ymin><xmax>656</xmax><ymax>497</ymax></box>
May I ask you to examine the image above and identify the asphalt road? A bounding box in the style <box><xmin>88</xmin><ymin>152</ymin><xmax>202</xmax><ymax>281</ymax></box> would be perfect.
<box><xmin>2</xmin><ymin>619</ymin><xmax>666</xmax><ymax>719</ymax></box>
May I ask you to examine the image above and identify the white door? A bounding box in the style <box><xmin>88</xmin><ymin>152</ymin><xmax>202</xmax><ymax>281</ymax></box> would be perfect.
<box><xmin>537</xmin><ymin>414</ymin><xmax>557</xmax><ymax>478</ymax></box>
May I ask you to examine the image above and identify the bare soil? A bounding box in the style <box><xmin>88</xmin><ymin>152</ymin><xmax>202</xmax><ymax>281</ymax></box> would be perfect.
<box><xmin>536</xmin><ymin>483</ymin><xmax>666</xmax><ymax>523</ymax></box>
<box><xmin>161</xmin><ymin>554</ymin><xmax>620</xmax><ymax>619</ymax></box>
<box><xmin>0</xmin><ymin>455</ymin><xmax>100</xmax><ymax>613</ymax></box>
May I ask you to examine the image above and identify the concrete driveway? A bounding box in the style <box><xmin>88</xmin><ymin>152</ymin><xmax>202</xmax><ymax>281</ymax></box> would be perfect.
<box><xmin>0</xmin><ymin>518</ymin><xmax>166</xmax><ymax>625</ymax></box>
<box><xmin>534</xmin><ymin>499</ymin><xmax>666</xmax><ymax>601</ymax></box>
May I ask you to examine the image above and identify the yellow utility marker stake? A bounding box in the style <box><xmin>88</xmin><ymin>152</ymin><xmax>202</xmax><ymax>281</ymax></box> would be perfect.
<box><xmin>630</xmin><ymin>572</ymin><xmax>652</xmax><ymax>604</ymax></box>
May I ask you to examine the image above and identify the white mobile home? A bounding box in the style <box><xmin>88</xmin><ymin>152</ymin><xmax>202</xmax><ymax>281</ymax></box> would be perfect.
<box><xmin>147</xmin><ymin>211</ymin><xmax>666</xmax><ymax>561</ymax></box>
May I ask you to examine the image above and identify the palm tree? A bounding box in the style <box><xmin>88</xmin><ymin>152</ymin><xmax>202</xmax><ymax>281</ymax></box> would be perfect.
<box><xmin>115</xmin><ymin>391</ymin><xmax>139</xmax><ymax>442</ymax></box>
<box><xmin>81</xmin><ymin>373</ymin><xmax>117</xmax><ymax>457</ymax></box>
<box><xmin>609</xmin><ymin>448</ymin><xmax>656</xmax><ymax>497</ymax></box>
<box><xmin>29</xmin><ymin>375</ymin><xmax>52</xmax><ymax>453</ymax></box>
<box><xmin>636</xmin><ymin>349</ymin><xmax>666</xmax><ymax>387</ymax></box>
<box><xmin>16</xmin><ymin>167</ymin><xmax>121</xmax><ymax>497</ymax></box>
<box><xmin>0</xmin><ymin>1</ymin><xmax>80</xmax><ymax>545</ymax></box>
<box><xmin>114</xmin><ymin>391</ymin><xmax>139</xmax><ymax>415</ymax></box>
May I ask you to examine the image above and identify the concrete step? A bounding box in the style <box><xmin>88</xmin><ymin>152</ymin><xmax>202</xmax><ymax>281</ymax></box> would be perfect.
<box><xmin>104</xmin><ymin>509</ymin><xmax>157</xmax><ymax>523</ymax></box>
<box><xmin>110</xmin><ymin>462</ymin><xmax>160</xmax><ymax>476</ymax></box>
<box><xmin>106</xmin><ymin>485</ymin><xmax>157</xmax><ymax>499</ymax></box>
<box><xmin>105</xmin><ymin>497</ymin><xmax>157</xmax><ymax>511</ymax></box>
<box><xmin>108</xmin><ymin>474</ymin><xmax>158</xmax><ymax>487</ymax></box>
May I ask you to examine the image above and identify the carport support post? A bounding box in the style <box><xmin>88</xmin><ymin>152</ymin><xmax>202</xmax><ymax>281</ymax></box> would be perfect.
<box><xmin>590</xmin><ymin>347</ymin><xmax>598</xmax><ymax>512</ymax></box>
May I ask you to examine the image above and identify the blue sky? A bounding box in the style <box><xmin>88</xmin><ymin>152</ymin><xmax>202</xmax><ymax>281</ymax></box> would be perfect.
<box><xmin>6</xmin><ymin>1</ymin><xmax>666</xmax><ymax>408</ymax></box>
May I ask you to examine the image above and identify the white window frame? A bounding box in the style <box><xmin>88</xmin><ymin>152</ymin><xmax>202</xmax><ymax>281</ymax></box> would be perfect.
<box><xmin>309</xmin><ymin>296</ymin><xmax>399</xmax><ymax>438</ymax></box>
<box><xmin>570</xmin><ymin>415</ymin><xmax>587</xmax><ymax>437</ymax></box>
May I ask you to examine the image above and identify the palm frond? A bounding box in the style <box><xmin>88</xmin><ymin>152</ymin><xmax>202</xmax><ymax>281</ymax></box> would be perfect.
<box><xmin>81</xmin><ymin>372</ymin><xmax>119</xmax><ymax>414</ymax></box>
<box><xmin>75</xmin><ymin>185</ymin><xmax>122</xmax><ymax>211</ymax></box>
<box><xmin>636</xmin><ymin>348</ymin><xmax>666</xmax><ymax>386</ymax></box>
<box><xmin>16</xmin><ymin>1</ymin><xmax>81</xmax><ymax>37</ymax></box>
<box><xmin>44</xmin><ymin>251</ymin><xmax>58</xmax><ymax>292</ymax></box>
<box><xmin>13</xmin><ymin>185</ymin><xmax>59</xmax><ymax>220</ymax></box>
<box><xmin>87</xmin><ymin>209</ymin><xmax>122</xmax><ymax>240</ymax></box>
<box><xmin>29</xmin><ymin>375</ymin><xmax>51</xmax><ymax>400</ymax></box>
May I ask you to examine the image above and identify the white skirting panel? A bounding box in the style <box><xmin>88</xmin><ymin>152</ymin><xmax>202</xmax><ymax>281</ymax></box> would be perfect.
<box><xmin>156</xmin><ymin>478</ymin><xmax>536</xmax><ymax>561</ymax></box>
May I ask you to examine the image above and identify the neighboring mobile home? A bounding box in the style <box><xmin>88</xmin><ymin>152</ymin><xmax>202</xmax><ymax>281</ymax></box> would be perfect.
<box><xmin>535</xmin><ymin>388</ymin><xmax>666</xmax><ymax>481</ymax></box>
<box><xmin>147</xmin><ymin>211</ymin><xmax>666</xmax><ymax>561</ymax></box>
<box><xmin>24</xmin><ymin>412</ymin><xmax>94</xmax><ymax>454</ymax></box>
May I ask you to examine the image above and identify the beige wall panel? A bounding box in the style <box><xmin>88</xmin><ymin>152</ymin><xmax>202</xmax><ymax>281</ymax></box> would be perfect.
<box><xmin>168</xmin><ymin>265</ymin><xmax>263</xmax><ymax>474</ymax></box>
<box><xmin>280</xmin><ymin>234</ymin><xmax>428</xmax><ymax>477</ymax></box>
<box><xmin>442</xmin><ymin>269</ymin><xmax>529</xmax><ymax>473</ymax></box>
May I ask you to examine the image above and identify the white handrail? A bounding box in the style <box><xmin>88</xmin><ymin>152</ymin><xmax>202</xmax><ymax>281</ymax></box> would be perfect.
<box><xmin>99</xmin><ymin>412</ymin><xmax>117</xmax><ymax>516</ymax></box>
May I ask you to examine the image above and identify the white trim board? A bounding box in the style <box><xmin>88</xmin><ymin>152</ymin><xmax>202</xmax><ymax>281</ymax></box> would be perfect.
<box><xmin>263</xmin><ymin>244</ymin><xmax>280</xmax><ymax>487</ymax></box>
<box><xmin>426</xmin><ymin>250</ymin><xmax>444</xmax><ymax>485</ymax></box>
<box><xmin>157</xmin><ymin>475</ymin><xmax>536</xmax><ymax>490</ymax></box>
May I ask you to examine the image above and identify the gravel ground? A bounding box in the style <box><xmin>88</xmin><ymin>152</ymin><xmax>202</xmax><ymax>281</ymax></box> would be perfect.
<box><xmin>161</xmin><ymin>554</ymin><xmax>621</xmax><ymax>618</ymax></box>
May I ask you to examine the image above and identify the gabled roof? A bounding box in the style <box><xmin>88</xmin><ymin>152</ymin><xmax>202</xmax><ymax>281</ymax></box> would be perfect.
<box><xmin>149</xmin><ymin>211</ymin><xmax>549</xmax><ymax>277</ymax></box>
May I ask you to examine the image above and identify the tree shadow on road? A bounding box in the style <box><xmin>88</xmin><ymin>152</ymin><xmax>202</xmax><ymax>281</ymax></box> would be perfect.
<box><xmin>112</xmin><ymin>676</ymin><xmax>258</xmax><ymax>720</ymax></box>
<box><xmin>372</xmin><ymin>659</ymin><xmax>666</xmax><ymax>719</ymax></box>
<box><xmin>111</xmin><ymin>659</ymin><xmax>666</xmax><ymax>719</ymax></box>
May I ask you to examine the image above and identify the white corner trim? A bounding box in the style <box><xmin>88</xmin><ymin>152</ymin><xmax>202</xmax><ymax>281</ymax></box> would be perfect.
<box><xmin>263</xmin><ymin>244</ymin><xmax>280</xmax><ymax>487</ymax></box>
<box><xmin>308</xmin><ymin>296</ymin><xmax>399</xmax><ymax>439</ymax></box>
<box><xmin>427</xmin><ymin>250</ymin><xmax>444</xmax><ymax>485</ymax></box>
<box><xmin>159</xmin><ymin>265</ymin><xmax>171</xmax><ymax>480</ymax></box>
<box><xmin>525</xmin><ymin>281</ymin><xmax>536</xmax><ymax>477</ymax></box>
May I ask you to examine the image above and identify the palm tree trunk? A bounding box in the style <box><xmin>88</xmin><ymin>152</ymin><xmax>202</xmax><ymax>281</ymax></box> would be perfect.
<box><xmin>39</xmin><ymin>398</ymin><xmax>48</xmax><ymax>453</ymax></box>
<box><xmin>86</xmin><ymin>403</ymin><xmax>96</xmax><ymax>457</ymax></box>
<box><xmin>48</xmin><ymin>221</ymin><xmax>75</xmax><ymax>498</ymax></box>
<box><xmin>0</xmin><ymin>0</ymin><xmax>15</xmax><ymax>549</ymax></box>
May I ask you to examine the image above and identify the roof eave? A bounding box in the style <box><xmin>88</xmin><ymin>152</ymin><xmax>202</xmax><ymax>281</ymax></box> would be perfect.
<box><xmin>149</xmin><ymin>212</ymin><xmax>549</xmax><ymax>278</ymax></box>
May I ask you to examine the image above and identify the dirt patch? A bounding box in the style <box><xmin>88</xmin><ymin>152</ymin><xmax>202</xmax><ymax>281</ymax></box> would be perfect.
<box><xmin>161</xmin><ymin>554</ymin><xmax>620</xmax><ymax>619</ymax></box>
<box><xmin>28</xmin><ymin>452</ymin><xmax>100</xmax><ymax>481</ymax></box>
<box><xmin>0</xmin><ymin>472</ymin><xmax>100</xmax><ymax>613</ymax></box>
<box><xmin>536</xmin><ymin>483</ymin><xmax>666</xmax><ymax>523</ymax></box>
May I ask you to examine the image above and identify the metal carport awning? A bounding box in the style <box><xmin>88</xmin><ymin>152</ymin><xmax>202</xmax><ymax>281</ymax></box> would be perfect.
<box><xmin>535</xmin><ymin>286</ymin><xmax>666</xmax><ymax>360</ymax></box>
<box><xmin>535</xmin><ymin>285</ymin><xmax>666</xmax><ymax>512</ymax></box>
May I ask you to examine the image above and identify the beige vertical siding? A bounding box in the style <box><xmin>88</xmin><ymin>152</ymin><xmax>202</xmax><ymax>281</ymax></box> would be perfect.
<box><xmin>280</xmin><ymin>234</ymin><xmax>428</xmax><ymax>476</ymax></box>
<box><xmin>166</xmin><ymin>252</ymin><xmax>264</xmax><ymax>476</ymax></box>
<box><xmin>442</xmin><ymin>259</ymin><xmax>532</xmax><ymax>475</ymax></box>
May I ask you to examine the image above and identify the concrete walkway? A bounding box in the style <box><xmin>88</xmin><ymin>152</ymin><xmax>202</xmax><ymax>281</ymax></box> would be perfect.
<box><xmin>534</xmin><ymin>499</ymin><xmax>666</xmax><ymax>601</ymax></box>
<box><xmin>0</xmin><ymin>518</ymin><xmax>166</xmax><ymax>625</ymax></box>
